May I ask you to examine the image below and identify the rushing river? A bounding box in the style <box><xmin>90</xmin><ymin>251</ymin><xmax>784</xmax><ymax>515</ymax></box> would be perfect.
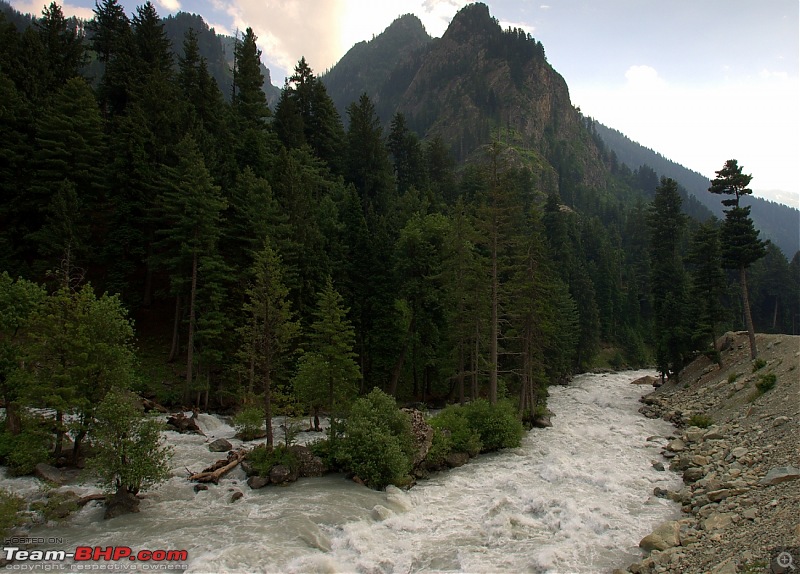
<box><xmin>2</xmin><ymin>370</ymin><xmax>681</xmax><ymax>573</ymax></box>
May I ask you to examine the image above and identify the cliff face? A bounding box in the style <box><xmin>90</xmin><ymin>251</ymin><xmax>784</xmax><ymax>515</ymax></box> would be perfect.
<box><xmin>323</xmin><ymin>3</ymin><xmax>609</xmax><ymax>193</ymax></box>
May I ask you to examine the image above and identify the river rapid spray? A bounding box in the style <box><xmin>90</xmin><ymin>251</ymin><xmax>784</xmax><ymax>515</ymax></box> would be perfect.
<box><xmin>2</xmin><ymin>370</ymin><xmax>681</xmax><ymax>573</ymax></box>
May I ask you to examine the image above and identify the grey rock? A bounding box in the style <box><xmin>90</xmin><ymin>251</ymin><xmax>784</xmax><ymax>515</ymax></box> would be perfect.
<box><xmin>246</xmin><ymin>476</ymin><xmax>269</xmax><ymax>489</ymax></box>
<box><xmin>35</xmin><ymin>463</ymin><xmax>67</xmax><ymax>485</ymax></box>
<box><xmin>759</xmin><ymin>466</ymin><xmax>800</xmax><ymax>486</ymax></box>
<box><xmin>639</xmin><ymin>520</ymin><xmax>681</xmax><ymax>552</ymax></box>
<box><xmin>652</xmin><ymin>461</ymin><xmax>665</xmax><ymax>472</ymax></box>
<box><xmin>229</xmin><ymin>490</ymin><xmax>244</xmax><ymax>503</ymax></box>
<box><xmin>445</xmin><ymin>452</ymin><xmax>470</xmax><ymax>468</ymax></box>
<box><xmin>288</xmin><ymin>445</ymin><xmax>327</xmax><ymax>477</ymax></box>
<box><xmin>702</xmin><ymin>512</ymin><xmax>734</xmax><ymax>531</ymax></box>
<box><xmin>208</xmin><ymin>438</ymin><xmax>233</xmax><ymax>452</ymax></box>
<box><xmin>269</xmin><ymin>463</ymin><xmax>299</xmax><ymax>485</ymax></box>
<box><xmin>104</xmin><ymin>489</ymin><xmax>140</xmax><ymax>519</ymax></box>
<box><xmin>683</xmin><ymin>467</ymin><xmax>705</xmax><ymax>483</ymax></box>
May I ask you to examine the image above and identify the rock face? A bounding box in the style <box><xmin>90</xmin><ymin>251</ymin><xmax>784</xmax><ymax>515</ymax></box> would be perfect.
<box><xmin>269</xmin><ymin>464</ymin><xmax>299</xmax><ymax>485</ymax></box>
<box><xmin>35</xmin><ymin>463</ymin><xmax>67</xmax><ymax>485</ymax></box>
<box><xmin>402</xmin><ymin>409</ymin><xmax>434</xmax><ymax>469</ymax></box>
<box><xmin>208</xmin><ymin>438</ymin><xmax>232</xmax><ymax>452</ymax></box>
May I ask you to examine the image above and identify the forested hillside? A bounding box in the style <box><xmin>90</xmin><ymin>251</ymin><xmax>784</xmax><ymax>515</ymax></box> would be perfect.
<box><xmin>1</xmin><ymin>0</ymin><xmax>798</xmax><ymax>435</ymax></box>
<box><xmin>593</xmin><ymin>121</ymin><xmax>800</xmax><ymax>257</ymax></box>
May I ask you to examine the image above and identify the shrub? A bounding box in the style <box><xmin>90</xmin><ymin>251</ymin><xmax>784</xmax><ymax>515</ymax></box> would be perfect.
<box><xmin>752</xmin><ymin>358</ymin><xmax>767</xmax><ymax>372</ymax></box>
<box><xmin>429</xmin><ymin>405</ymin><xmax>482</xmax><ymax>457</ymax></box>
<box><xmin>727</xmin><ymin>372</ymin><xmax>739</xmax><ymax>384</ymax></box>
<box><xmin>755</xmin><ymin>373</ymin><xmax>776</xmax><ymax>394</ymax></box>
<box><xmin>0</xmin><ymin>419</ymin><xmax>52</xmax><ymax>476</ymax></box>
<box><xmin>335</xmin><ymin>388</ymin><xmax>414</xmax><ymax>489</ymax></box>
<box><xmin>246</xmin><ymin>444</ymin><xmax>299</xmax><ymax>477</ymax></box>
<box><xmin>0</xmin><ymin>489</ymin><xmax>24</xmax><ymax>539</ymax></box>
<box><xmin>461</xmin><ymin>399</ymin><xmax>524</xmax><ymax>452</ymax></box>
<box><xmin>233</xmin><ymin>406</ymin><xmax>265</xmax><ymax>441</ymax></box>
<box><xmin>688</xmin><ymin>414</ymin><xmax>713</xmax><ymax>429</ymax></box>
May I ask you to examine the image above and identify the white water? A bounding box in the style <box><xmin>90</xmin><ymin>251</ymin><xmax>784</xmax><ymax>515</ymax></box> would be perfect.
<box><xmin>2</xmin><ymin>370</ymin><xmax>681</xmax><ymax>573</ymax></box>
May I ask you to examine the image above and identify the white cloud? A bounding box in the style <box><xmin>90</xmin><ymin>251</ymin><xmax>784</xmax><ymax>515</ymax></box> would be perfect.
<box><xmin>12</xmin><ymin>0</ymin><xmax>94</xmax><ymax>20</ymax></box>
<box><xmin>624</xmin><ymin>65</ymin><xmax>666</xmax><ymax>91</ymax></box>
<box><xmin>155</xmin><ymin>0</ymin><xmax>182</xmax><ymax>12</ymax></box>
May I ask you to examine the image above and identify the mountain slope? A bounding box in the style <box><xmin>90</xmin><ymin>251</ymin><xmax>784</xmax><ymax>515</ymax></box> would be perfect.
<box><xmin>594</xmin><ymin>121</ymin><xmax>800</xmax><ymax>257</ymax></box>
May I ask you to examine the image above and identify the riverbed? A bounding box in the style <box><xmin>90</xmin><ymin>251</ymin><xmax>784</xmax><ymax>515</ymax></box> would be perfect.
<box><xmin>2</xmin><ymin>370</ymin><xmax>681</xmax><ymax>573</ymax></box>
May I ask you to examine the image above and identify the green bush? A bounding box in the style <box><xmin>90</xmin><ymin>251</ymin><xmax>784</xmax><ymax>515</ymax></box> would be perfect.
<box><xmin>756</xmin><ymin>373</ymin><xmax>776</xmax><ymax>394</ymax></box>
<box><xmin>429</xmin><ymin>405</ymin><xmax>482</xmax><ymax>457</ymax></box>
<box><xmin>752</xmin><ymin>358</ymin><xmax>767</xmax><ymax>372</ymax></box>
<box><xmin>246</xmin><ymin>444</ymin><xmax>299</xmax><ymax>477</ymax></box>
<box><xmin>727</xmin><ymin>372</ymin><xmax>739</xmax><ymax>384</ymax></box>
<box><xmin>688</xmin><ymin>414</ymin><xmax>713</xmax><ymax>429</ymax></box>
<box><xmin>233</xmin><ymin>406</ymin><xmax>265</xmax><ymax>441</ymax></box>
<box><xmin>335</xmin><ymin>388</ymin><xmax>414</xmax><ymax>489</ymax></box>
<box><xmin>461</xmin><ymin>399</ymin><xmax>524</xmax><ymax>452</ymax></box>
<box><xmin>0</xmin><ymin>421</ymin><xmax>52</xmax><ymax>476</ymax></box>
<box><xmin>0</xmin><ymin>489</ymin><xmax>24</xmax><ymax>539</ymax></box>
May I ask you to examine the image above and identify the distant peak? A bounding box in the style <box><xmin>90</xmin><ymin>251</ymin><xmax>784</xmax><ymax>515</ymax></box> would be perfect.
<box><xmin>444</xmin><ymin>2</ymin><xmax>498</xmax><ymax>42</ymax></box>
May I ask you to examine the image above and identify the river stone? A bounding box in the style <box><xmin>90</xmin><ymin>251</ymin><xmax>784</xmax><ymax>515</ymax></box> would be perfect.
<box><xmin>631</xmin><ymin>375</ymin><xmax>657</xmax><ymax>385</ymax></box>
<box><xmin>104</xmin><ymin>489</ymin><xmax>140</xmax><ymax>519</ymax></box>
<box><xmin>269</xmin><ymin>464</ymin><xmax>298</xmax><ymax>485</ymax></box>
<box><xmin>247</xmin><ymin>476</ymin><xmax>269</xmax><ymax>489</ymax></box>
<box><xmin>208</xmin><ymin>438</ymin><xmax>233</xmax><ymax>452</ymax></box>
<box><xmin>229</xmin><ymin>490</ymin><xmax>243</xmax><ymax>503</ymax></box>
<box><xmin>35</xmin><ymin>463</ymin><xmax>67</xmax><ymax>485</ymax></box>
<box><xmin>730</xmin><ymin>447</ymin><xmax>748</xmax><ymax>459</ymax></box>
<box><xmin>683</xmin><ymin>467</ymin><xmax>705</xmax><ymax>483</ymax></box>
<box><xmin>707</xmin><ymin>489</ymin><xmax>732</xmax><ymax>502</ymax></box>
<box><xmin>684</xmin><ymin>428</ymin><xmax>705</xmax><ymax>442</ymax></box>
<box><xmin>639</xmin><ymin>520</ymin><xmax>681</xmax><ymax>552</ymax></box>
<box><xmin>371</xmin><ymin>504</ymin><xmax>395</xmax><ymax>521</ymax></box>
<box><xmin>702</xmin><ymin>512</ymin><xmax>734</xmax><ymax>531</ymax></box>
<box><xmin>445</xmin><ymin>452</ymin><xmax>469</xmax><ymax>468</ymax></box>
<box><xmin>289</xmin><ymin>445</ymin><xmax>327</xmax><ymax>477</ymax></box>
<box><xmin>652</xmin><ymin>461</ymin><xmax>665</xmax><ymax>472</ymax></box>
<box><xmin>759</xmin><ymin>466</ymin><xmax>800</xmax><ymax>486</ymax></box>
<box><xmin>704</xmin><ymin>429</ymin><xmax>725</xmax><ymax>440</ymax></box>
<box><xmin>711</xmin><ymin>558</ymin><xmax>738</xmax><ymax>574</ymax></box>
<box><xmin>667</xmin><ymin>439</ymin><xmax>686</xmax><ymax>452</ymax></box>
<box><xmin>742</xmin><ymin>507</ymin><xmax>757</xmax><ymax>520</ymax></box>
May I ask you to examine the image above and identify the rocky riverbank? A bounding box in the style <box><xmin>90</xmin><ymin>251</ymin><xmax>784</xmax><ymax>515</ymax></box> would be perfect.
<box><xmin>620</xmin><ymin>332</ymin><xmax>800</xmax><ymax>574</ymax></box>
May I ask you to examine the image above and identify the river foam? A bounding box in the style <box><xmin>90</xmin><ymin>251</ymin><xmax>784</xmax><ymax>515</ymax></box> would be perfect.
<box><xmin>7</xmin><ymin>370</ymin><xmax>680</xmax><ymax>573</ymax></box>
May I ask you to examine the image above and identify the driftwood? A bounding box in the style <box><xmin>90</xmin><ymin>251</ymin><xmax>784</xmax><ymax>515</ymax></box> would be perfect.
<box><xmin>189</xmin><ymin>449</ymin><xmax>246</xmax><ymax>484</ymax></box>
<box><xmin>77</xmin><ymin>493</ymin><xmax>107</xmax><ymax>506</ymax></box>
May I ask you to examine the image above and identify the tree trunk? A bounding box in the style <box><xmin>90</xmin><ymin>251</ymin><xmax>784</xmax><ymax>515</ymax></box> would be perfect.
<box><xmin>457</xmin><ymin>343</ymin><xmax>465</xmax><ymax>405</ymax></box>
<box><xmin>53</xmin><ymin>410</ymin><xmax>65</xmax><ymax>458</ymax></box>
<box><xmin>772</xmin><ymin>296</ymin><xmax>779</xmax><ymax>330</ymax></box>
<box><xmin>185</xmin><ymin>250</ymin><xmax>198</xmax><ymax>404</ymax></box>
<box><xmin>740</xmin><ymin>266</ymin><xmax>757</xmax><ymax>360</ymax></box>
<box><xmin>388</xmin><ymin>317</ymin><xmax>414</xmax><ymax>396</ymax></box>
<box><xmin>489</xmin><ymin>224</ymin><xmax>498</xmax><ymax>405</ymax></box>
<box><xmin>264</xmin><ymin>372</ymin><xmax>273</xmax><ymax>447</ymax></box>
<box><xmin>168</xmin><ymin>295</ymin><xmax>181</xmax><ymax>363</ymax></box>
<box><xmin>5</xmin><ymin>401</ymin><xmax>21</xmax><ymax>435</ymax></box>
<box><xmin>71</xmin><ymin>428</ymin><xmax>86</xmax><ymax>465</ymax></box>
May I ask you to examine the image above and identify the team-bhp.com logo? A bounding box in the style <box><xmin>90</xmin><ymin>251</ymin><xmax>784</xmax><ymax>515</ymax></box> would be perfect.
<box><xmin>4</xmin><ymin>546</ymin><xmax>188</xmax><ymax>569</ymax></box>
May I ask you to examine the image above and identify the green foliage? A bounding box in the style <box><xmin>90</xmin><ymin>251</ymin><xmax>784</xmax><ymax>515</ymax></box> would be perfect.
<box><xmin>246</xmin><ymin>444</ymin><xmax>299</xmax><ymax>477</ymax></box>
<box><xmin>0</xmin><ymin>418</ymin><xmax>51</xmax><ymax>476</ymax></box>
<box><xmin>428</xmin><ymin>405</ymin><xmax>482</xmax><ymax>456</ymax></box>
<box><xmin>461</xmin><ymin>399</ymin><xmax>524</xmax><ymax>452</ymax></box>
<box><xmin>751</xmin><ymin>358</ymin><xmax>767</xmax><ymax>372</ymax></box>
<box><xmin>0</xmin><ymin>489</ymin><xmax>24</xmax><ymax>539</ymax></box>
<box><xmin>233</xmin><ymin>406</ymin><xmax>265</xmax><ymax>441</ymax></box>
<box><xmin>336</xmin><ymin>388</ymin><xmax>414</xmax><ymax>489</ymax></box>
<box><xmin>755</xmin><ymin>373</ymin><xmax>776</xmax><ymax>394</ymax></box>
<box><xmin>727</xmin><ymin>372</ymin><xmax>740</xmax><ymax>384</ymax></box>
<box><xmin>688</xmin><ymin>414</ymin><xmax>713</xmax><ymax>429</ymax></box>
<box><xmin>88</xmin><ymin>388</ymin><xmax>172</xmax><ymax>495</ymax></box>
<box><xmin>29</xmin><ymin>490</ymin><xmax>78</xmax><ymax>522</ymax></box>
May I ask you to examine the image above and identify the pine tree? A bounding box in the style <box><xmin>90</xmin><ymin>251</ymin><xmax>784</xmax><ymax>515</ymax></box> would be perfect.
<box><xmin>687</xmin><ymin>219</ymin><xmax>727</xmax><ymax>360</ymax></box>
<box><xmin>238</xmin><ymin>240</ymin><xmax>298</xmax><ymax>446</ymax></box>
<box><xmin>648</xmin><ymin>177</ymin><xmax>689</xmax><ymax>379</ymax></box>
<box><xmin>293</xmin><ymin>278</ymin><xmax>360</xmax><ymax>432</ymax></box>
<box><xmin>708</xmin><ymin>159</ymin><xmax>766</xmax><ymax>359</ymax></box>
<box><xmin>154</xmin><ymin>136</ymin><xmax>227</xmax><ymax>403</ymax></box>
<box><xmin>35</xmin><ymin>1</ymin><xmax>87</xmax><ymax>93</ymax></box>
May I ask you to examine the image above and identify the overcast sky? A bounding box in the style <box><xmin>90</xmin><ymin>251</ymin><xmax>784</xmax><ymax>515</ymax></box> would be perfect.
<box><xmin>10</xmin><ymin>0</ymin><xmax>799</xmax><ymax>206</ymax></box>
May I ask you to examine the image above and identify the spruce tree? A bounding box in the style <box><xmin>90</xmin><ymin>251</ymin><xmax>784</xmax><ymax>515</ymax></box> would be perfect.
<box><xmin>293</xmin><ymin>278</ymin><xmax>360</xmax><ymax>432</ymax></box>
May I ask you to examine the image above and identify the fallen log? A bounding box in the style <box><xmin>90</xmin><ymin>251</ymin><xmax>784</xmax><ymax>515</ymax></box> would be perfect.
<box><xmin>77</xmin><ymin>493</ymin><xmax>107</xmax><ymax>506</ymax></box>
<box><xmin>189</xmin><ymin>449</ymin><xmax>246</xmax><ymax>484</ymax></box>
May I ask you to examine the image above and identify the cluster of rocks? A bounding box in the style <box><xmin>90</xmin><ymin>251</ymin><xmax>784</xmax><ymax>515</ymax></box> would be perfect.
<box><xmin>239</xmin><ymin>445</ymin><xmax>327</xmax><ymax>492</ymax></box>
<box><xmin>619</xmin><ymin>332</ymin><xmax>800</xmax><ymax>574</ymax></box>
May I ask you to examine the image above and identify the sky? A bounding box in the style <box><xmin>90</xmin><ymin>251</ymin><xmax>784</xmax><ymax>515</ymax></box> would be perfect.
<box><xmin>10</xmin><ymin>0</ymin><xmax>800</xmax><ymax>206</ymax></box>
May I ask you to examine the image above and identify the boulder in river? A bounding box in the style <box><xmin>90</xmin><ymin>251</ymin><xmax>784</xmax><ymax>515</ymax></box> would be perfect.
<box><xmin>104</xmin><ymin>489</ymin><xmax>139</xmax><ymax>519</ymax></box>
<box><xmin>208</xmin><ymin>438</ymin><xmax>233</xmax><ymax>452</ymax></box>
<box><xmin>639</xmin><ymin>520</ymin><xmax>681</xmax><ymax>552</ymax></box>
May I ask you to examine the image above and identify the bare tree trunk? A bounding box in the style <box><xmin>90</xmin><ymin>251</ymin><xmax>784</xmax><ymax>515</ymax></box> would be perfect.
<box><xmin>168</xmin><ymin>295</ymin><xmax>181</xmax><ymax>363</ymax></box>
<box><xmin>740</xmin><ymin>266</ymin><xmax>757</xmax><ymax>360</ymax></box>
<box><xmin>489</xmin><ymin>226</ymin><xmax>498</xmax><ymax>405</ymax></box>
<box><xmin>185</xmin><ymin>250</ymin><xmax>198</xmax><ymax>405</ymax></box>
<box><xmin>772</xmin><ymin>296</ymin><xmax>779</xmax><ymax>330</ymax></box>
<box><xmin>264</xmin><ymin>372</ymin><xmax>273</xmax><ymax>447</ymax></box>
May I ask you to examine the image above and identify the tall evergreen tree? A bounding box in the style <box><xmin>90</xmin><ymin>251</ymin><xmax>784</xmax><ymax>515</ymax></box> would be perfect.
<box><xmin>687</xmin><ymin>219</ymin><xmax>727</xmax><ymax>360</ymax></box>
<box><xmin>708</xmin><ymin>159</ymin><xmax>766</xmax><ymax>359</ymax></box>
<box><xmin>648</xmin><ymin>177</ymin><xmax>689</xmax><ymax>379</ymax></box>
<box><xmin>293</xmin><ymin>278</ymin><xmax>360</xmax><ymax>432</ymax></box>
<box><xmin>238</xmin><ymin>240</ymin><xmax>299</xmax><ymax>446</ymax></box>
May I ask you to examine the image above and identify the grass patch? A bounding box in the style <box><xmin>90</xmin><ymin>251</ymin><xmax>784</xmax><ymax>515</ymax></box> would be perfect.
<box><xmin>751</xmin><ymin>358</ymin><xmax>767</xmax><ymax>372</ymax></box>
<box><xmin>755</xmin><ymin>373</ymin><xmax>776</xmax><ymax>395</ymax></box>
<box><xmin>688</xmin><ymin>414</ymin><xmax>713</xmax><ymax>429</ymax></box>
